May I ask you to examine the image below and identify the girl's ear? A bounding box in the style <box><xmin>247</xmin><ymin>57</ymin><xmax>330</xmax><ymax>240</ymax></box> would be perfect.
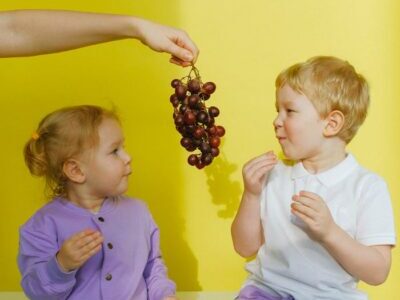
<box><xmin>323</xmin><ymin>110</ymin><xmax>345</xmax><ymax>137</ymax></box>
<box><xmin>63</xmin><ymin>159</ymin><xmax>86</xmax><ymax>183</ymax></box>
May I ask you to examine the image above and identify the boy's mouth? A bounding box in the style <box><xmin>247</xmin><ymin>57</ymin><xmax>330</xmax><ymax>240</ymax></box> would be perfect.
<box><xmin>276</xmin><ymin>136</ymin><xmax>286</xmax><ymax>142</ymax></box>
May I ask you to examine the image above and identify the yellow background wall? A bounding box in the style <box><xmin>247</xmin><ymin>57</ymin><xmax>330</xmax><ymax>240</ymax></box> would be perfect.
<box><xmin>1</xmin><ymin>0</ymin><xmax>399</xmax><ymax>298</ymax></box>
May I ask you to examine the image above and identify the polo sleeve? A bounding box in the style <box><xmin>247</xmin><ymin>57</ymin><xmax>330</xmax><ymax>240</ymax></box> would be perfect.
<box><xmin>18</xmin><ymin>214</ymin><xmax>77</xmax><ymax>300</ymax></box>
<box><xmin>143</xmin><ymin>210</ymin><xmax>176</xmax><ymax>300</ymax></box>
<box><xmin>356</xmin><ymin>177</ymin><xmax>396</xmax><ymax>246</ymax></box>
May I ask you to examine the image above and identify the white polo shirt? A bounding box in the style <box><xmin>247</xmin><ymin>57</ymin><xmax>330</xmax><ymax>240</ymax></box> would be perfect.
<box><xmin>244</xmin><ymin>154</ymin><xmax>396</xmax><ymax>300</ymax></box>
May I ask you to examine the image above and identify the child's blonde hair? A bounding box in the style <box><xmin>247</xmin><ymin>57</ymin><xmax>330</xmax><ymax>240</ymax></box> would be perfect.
<box><xmin>276</xmin><ymin>56</ymin><xmax>370</xmax><ymax>143</ymax></box>
<box><xmin>24</xmin><ymin>105</ymin><xmax>119</xmax><ymax>197</ymax></box>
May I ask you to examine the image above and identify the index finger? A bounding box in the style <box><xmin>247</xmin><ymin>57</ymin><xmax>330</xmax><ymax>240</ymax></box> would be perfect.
<box><xmin>173</xmin><ymin>31</ymin><xmax>199</xmax><ymax>64</ymax></box>
<box><xmin>180</xmin><ymin>34</ymin><xmax>199</xmax><ymax>63</ymax></box>
<box><xmin>299</xmin><ymin>190</ymin><xmax>322</xmax><ymax>201</ymax></box>
<box><xmin>68</xmin><ymin>229</ymin><xmax>98</xmax><ymax>242</ymax></box>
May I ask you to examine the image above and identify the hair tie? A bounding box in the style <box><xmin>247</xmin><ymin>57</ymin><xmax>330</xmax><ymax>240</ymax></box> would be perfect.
<box><xmin>32</xmin><ymin>132</ymin><xmax>40</xmax><ymax>140</ymax></box>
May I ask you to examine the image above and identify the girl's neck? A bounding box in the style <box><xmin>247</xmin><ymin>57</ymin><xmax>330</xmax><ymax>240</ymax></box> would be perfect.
<box><xmin>66</xmin><ymin>189</ymin><xmax>105</xmax><ymax>213</ymax></box>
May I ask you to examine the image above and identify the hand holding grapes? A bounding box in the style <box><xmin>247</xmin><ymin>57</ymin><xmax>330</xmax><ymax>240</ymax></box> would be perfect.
<box><xmin>56</xmin><ymin>229</ymin><xmax>104</xmax><ymax>272</ymax></box>
<box><xmin>242</xmin><ymin>151</ymin><xmax>278</xmax><ymax>198</ymax></box>
<box><xmin>291</xmin><ymin>191</ymin><xmax>338</xmax><ymax>242</ymax></box>
<box><xmin>137</xmin><ymin>18</ymin><xmax>198</xmax><ymax>67</ymax></box>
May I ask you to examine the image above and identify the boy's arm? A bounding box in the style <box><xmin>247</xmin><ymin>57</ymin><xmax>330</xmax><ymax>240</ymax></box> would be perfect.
<box><xmin>143</xmin><ymin>216</ymin><xmax>176</xmax><ymax>300</ymax></box>
<box><xmin>231</xmin><ymin>191</ymin><xmax>264</xmax><ymax>257</ymax></box>
<box><xmin>0</xmin><ymin>10</ymin><xmax>198</xmax><ymax>66</ymax></box>
<box><xmin>321</xmin><ymin>227</ymin><xmax>392</xmax><ymax>285</ymax></box>
<box><xmin>231</xmin><ymin>151</ymin><xmax>277</xmax><ymax>257</ymax></box>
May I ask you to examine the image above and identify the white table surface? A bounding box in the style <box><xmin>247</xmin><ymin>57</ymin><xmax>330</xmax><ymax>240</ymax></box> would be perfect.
<box><xmin>0</xmin><ymin>291</ymin><xmax>238</xmax><ymax>300</ymax></box>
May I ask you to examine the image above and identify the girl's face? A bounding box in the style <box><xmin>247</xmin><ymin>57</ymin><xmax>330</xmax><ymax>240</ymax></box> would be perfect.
<box><xmin>82</xmin><ymin>118</ymin><xmax>131</xmax><ymax>198</ymax></box>
<box><xmin>273</xmin><ymin>84</ymin><xmax>327</xmax><ymax>160</ymax></box>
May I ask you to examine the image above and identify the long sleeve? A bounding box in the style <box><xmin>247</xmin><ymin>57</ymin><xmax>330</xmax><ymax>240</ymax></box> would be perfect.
<box><xmin>18</xmin><ymin>218</ymin><xmax>77</xmax><ymax>300</ymax></box>
<box><xmin>144</xmin><ymin>217</ymin><xmax>176</xmax><ymax>300</ymax></box>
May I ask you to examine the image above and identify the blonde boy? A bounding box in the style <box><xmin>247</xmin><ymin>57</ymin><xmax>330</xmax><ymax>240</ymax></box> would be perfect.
<box><xmin>232</xmin><ymin>56</ymin><xmax>396</xmax><ymax>300</ymax></box>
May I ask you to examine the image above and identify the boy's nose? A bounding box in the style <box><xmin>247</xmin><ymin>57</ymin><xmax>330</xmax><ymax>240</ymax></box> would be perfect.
<box><xmin>273</xmin><ymin>115</ymin><xmax>282</xmax><ymax>129</ymax></box>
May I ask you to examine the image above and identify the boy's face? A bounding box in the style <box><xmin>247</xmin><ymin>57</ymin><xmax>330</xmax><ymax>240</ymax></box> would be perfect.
<box><xmin>274</xmin><ymin>84</ymin><xmax>327</xmax><ymax>160</ymax></box>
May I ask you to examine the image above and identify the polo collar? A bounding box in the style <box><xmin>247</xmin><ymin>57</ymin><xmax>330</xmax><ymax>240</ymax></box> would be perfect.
<box><xmin>291</xmin><ymin>153</ymin><xmax>358</xmax><ymax>187</ymax></box>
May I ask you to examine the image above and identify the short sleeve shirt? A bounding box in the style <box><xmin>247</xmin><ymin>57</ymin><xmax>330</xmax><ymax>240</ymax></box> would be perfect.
<box><xmin>244</xmin><ymin>154</ymin><xmax>396</xmax><ymax>300</ymax></box>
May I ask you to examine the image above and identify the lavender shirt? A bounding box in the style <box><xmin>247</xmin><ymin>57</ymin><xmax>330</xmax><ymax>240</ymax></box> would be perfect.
<box><xmin>18</xmin><ymin>196</ymin><xmax>176</xmax><ymax>300</ymax></box>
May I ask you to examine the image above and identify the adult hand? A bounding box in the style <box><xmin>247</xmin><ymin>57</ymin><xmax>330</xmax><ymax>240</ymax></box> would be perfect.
<box><xmin>136</xmin><ymin>19</ymin><xmax>199</xmax><ymax>67</ymax></box>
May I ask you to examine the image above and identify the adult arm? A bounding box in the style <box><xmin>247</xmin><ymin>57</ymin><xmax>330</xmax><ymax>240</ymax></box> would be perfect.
<box><xmin>0</xmin><ymin>10</ymin><xmax>198</xmax><ymax>66</ymax></box>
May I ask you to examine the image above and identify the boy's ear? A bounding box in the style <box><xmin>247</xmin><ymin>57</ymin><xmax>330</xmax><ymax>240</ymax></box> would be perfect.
<box><xmin>63</xmin><ymin>159</ymin><xmax>86</xmax><ymax>183</ymax></box>
<box><xmin>323</xmin><ymin>110</ymin><xmax>345</xmax><ymax>137</ymax></box>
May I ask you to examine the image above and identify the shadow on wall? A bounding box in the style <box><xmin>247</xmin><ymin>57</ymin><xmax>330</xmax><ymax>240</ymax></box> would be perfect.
<box><xmin>205</xmin><ymin>151</ymin><xmax>241</xmax><ymax>219</ymax></box>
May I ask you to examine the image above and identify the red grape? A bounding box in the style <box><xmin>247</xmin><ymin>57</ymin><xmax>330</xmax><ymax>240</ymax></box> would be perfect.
<box><xmin>208</xmin><ymin>106</ymin><xmax>220</xmax><ymax>117</ymax></box>
<box><xmin>202</xmin><ymin>82</ymin><xmax>216</xmax><ymax>95</ymax></box>
<box><xmin>188</xmin><ymin>79</ymin><xmax>201</xmax><ymax>93</ymax></box>
<box><xmin>209</xmin><ymin>136</ymin><xmax>221</xmax><ymax>148</ymax></box>
<box><xmin>216</xmin><ymin>125</ymin><xmax>225</xmax><ymax>137</ymax></box>
<box><xmin>184</xmin><ymin>111</ymin><xmax>196</xmax><ymax>125</ymax></box>
<box><xmin>171</xmin><ymin>79</ymin><xmax>182</xmax><ymax>88</ymax></box>
<box><xmin>211</xmin><ymin>147</ymin><xmax>220</xmax><ymax>157</ymax></box>
<box><xmin>188</xmin><ymin>154</ymin><xmax>198</xmax><ymax>166</ymax></box>
<box><xmin>175</xmin><ymin>85</ymin><xmax>187</xmax><ymax>100</ymax></box>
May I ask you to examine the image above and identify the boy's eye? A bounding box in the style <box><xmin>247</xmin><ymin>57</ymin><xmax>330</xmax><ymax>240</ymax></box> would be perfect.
<box><xmin>112</xmin><ymin>148</ymin><xmax>119</xmax><ymax>154</ymax></box>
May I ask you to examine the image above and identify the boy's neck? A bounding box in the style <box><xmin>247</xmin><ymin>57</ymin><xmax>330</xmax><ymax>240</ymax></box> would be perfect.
<box><xmin>301</xmin><ymin>139</ymin><xmax>347</xmax><ymax>174</ymax></box>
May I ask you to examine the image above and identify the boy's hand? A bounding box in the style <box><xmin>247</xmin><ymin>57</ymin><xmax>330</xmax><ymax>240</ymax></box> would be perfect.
<box><xmin>163</xmin><ymin>296</ymin><xmax>178</xmax><ymax>300</ymax></box>
<box><xmin>291</xmin><ymin>191</ymin><xmax>337</xmax><ymax>242</ymax></box>
<box><xmin>242</xmin><ymin>151</ymin><xmax>277</xmax><ymax>198</ymax></box>
<box><xmin>56</xmin><ymin>229</ymin><xmax>104</xmax><ymax>272</ymax></box>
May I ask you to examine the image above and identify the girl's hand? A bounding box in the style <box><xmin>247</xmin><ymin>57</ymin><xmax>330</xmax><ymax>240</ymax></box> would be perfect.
<box><xmin>163</xmin><ymin>296</ymin><xmax>178</xmax><ymax>300</ymax></box>
<box><xmin>242</xmin><ymin>151</ymin><xmax>277</xmax><ymax>198</ymax></box>
<box><xmin>56</xmin><ymin>229</ymin><xmax>104</xmax><ymax>272</ymax></box>
<box><xmin>291</xmin><ymin>191</ymin><xmax>337</xmax><ymax>242</ymax></box>
<box><xmin>136</xmin><ymin>19</ymin><xmax>199</xmax><ymax>67</ymax></box>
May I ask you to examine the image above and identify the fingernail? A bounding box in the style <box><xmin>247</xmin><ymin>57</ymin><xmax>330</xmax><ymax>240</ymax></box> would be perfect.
<box><xmin>184</xmin><ymin>52</ymin><xmax>193</xmax><ymax>61</ymax></box>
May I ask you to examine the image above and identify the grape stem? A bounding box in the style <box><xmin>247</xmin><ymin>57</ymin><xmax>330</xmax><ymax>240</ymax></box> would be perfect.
<box><xmin>181</xmin><ymin>65</ymin><xmax>201</xmax><ymax>83</ymax></box>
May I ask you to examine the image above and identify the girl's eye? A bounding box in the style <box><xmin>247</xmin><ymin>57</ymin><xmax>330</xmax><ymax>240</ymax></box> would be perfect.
<box><xmin>112</xmin><ymin>148</ymin><xmax>119</xmax><ymax>154</ymax></box>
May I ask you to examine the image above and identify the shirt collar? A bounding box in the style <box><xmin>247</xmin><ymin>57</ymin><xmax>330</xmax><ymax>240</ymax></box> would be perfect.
<box><xmin>56</xmin><ymin>196</ymin><xmax>117</xmax><ymax>215</ymax></box>
<box><xmin>291</xmin><ymin>153</ymin><xmax>358</xmax><ymax>187</ymax></box>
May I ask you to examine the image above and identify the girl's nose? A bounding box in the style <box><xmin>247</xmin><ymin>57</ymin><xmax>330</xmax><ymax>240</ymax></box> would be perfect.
<box><xmin>122</xmin><ymin>150</ymin><xmax>131</xmax><ymax>164</ymax></box>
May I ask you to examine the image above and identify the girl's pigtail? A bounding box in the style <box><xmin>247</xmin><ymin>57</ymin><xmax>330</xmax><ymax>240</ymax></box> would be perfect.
<box><xmin>23</xmin><ymin>131</ymin><xmax>48</xmax><ymax>177</ymax></box>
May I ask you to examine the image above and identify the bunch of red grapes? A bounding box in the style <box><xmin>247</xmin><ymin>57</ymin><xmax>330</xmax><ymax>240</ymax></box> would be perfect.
<box><xmin>170</xmin><ymin>66</ymin><xmax>225</xmax><ymax>169</ymax></box>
